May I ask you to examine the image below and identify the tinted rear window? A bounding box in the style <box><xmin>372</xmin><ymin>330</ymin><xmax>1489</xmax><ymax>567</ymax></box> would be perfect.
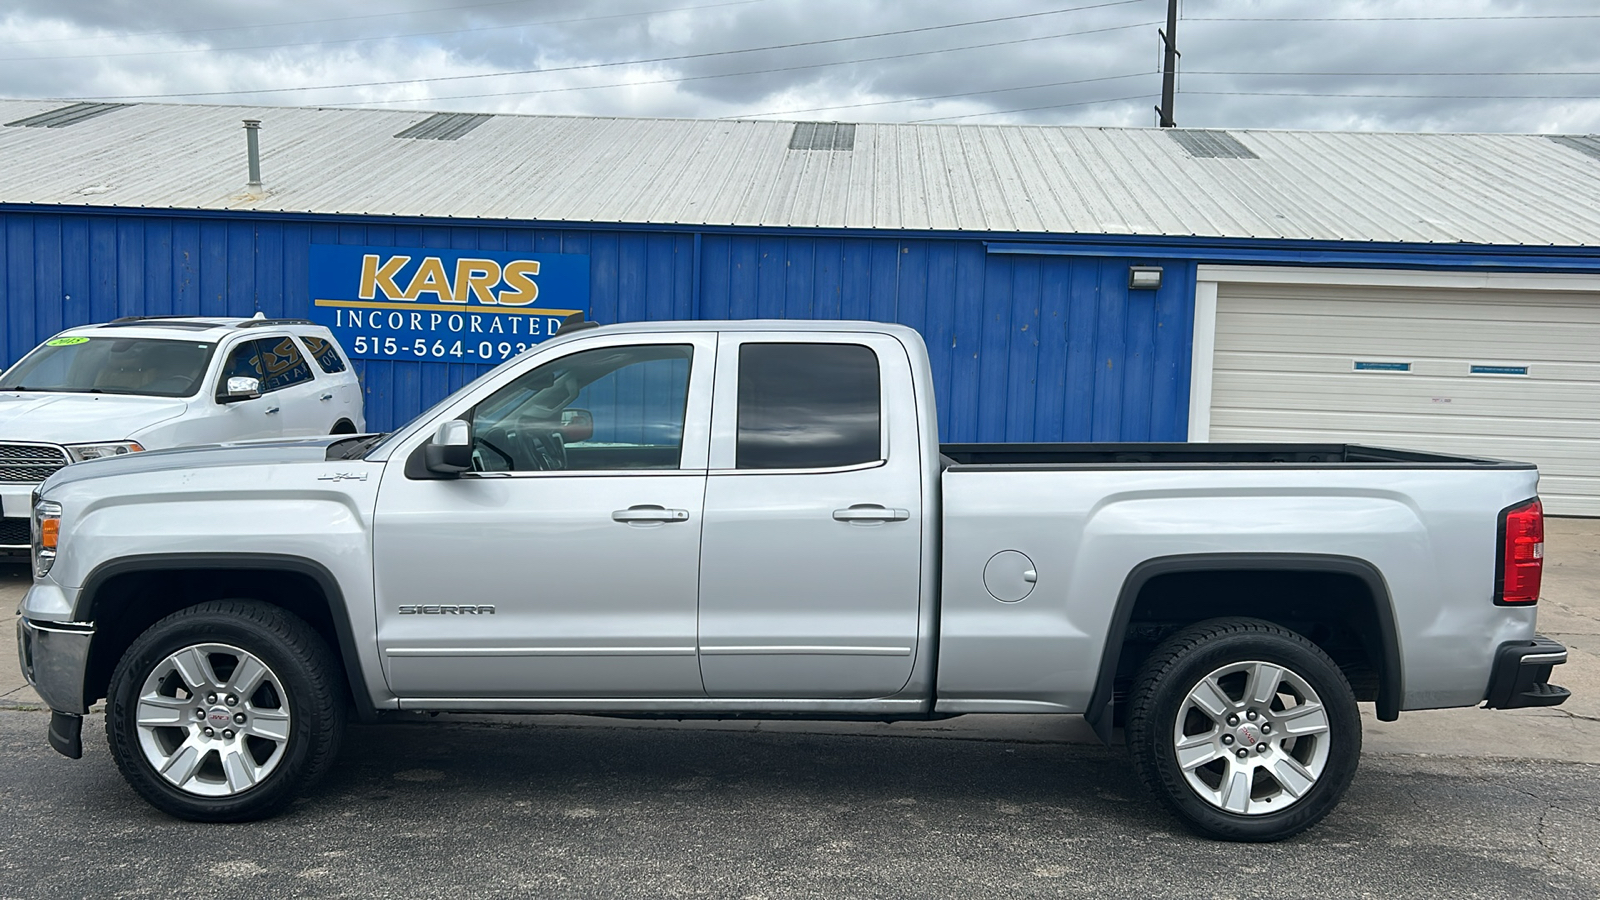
<box><xmin>736</xmin><ymin>343</ymin><xmax>881</xmax><ymax>469</ymax></box>
<box><xmin>301</xmin><ymin>336</ymin><xmax>347</xmax><ymax>373</ymax></box>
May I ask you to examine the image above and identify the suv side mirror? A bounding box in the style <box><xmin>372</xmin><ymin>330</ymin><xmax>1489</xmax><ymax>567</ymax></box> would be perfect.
<box><xmin>558</xmin><ymin>408</ymin><xmax>594</xmax><ymax>443</ymax></box>
<box><xmin>220</xmin><ymin>376</ymin><xmax>262</xmax><ymax>403</ymax></box>
<box><xmin>424</xmin><ymin>419</ymin><xmax>473</xmax><ymax>476</ymax></box>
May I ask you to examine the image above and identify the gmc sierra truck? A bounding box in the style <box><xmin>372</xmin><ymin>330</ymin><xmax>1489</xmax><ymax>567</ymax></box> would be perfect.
<box><xmin>16</xmin><ymin>319</ymin><xmax>1571</xmax><ymax>841</ymax></box>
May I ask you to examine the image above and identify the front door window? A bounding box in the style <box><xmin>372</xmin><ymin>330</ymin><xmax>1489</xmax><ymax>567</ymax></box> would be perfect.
<box><xmin>469</xmin><ymin>344</ymin><xmax>693</xmax><ymax>472</ymax></box>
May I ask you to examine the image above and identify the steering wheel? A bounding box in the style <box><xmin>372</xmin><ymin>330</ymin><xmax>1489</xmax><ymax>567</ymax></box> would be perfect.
<box><xmin>472</xmin><ymin>433</ymin><xmax>515</xmax><ymax>471</ymax></box>
<box><xmin>532</xmin><ymin>430</ymin><xmax>568</xmax><ymax>471</ymax></box>
<box><xmin>147</xmin><ymin>375</ymin><xmax>196</xmax><ymax>395</ymax></box>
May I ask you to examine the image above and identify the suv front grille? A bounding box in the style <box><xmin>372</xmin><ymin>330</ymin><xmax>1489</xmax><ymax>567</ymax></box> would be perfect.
<box><xmin>0</xmin><ymin>443</ymin><xmax>70</xmax><ymax>482</ymax></box>
<box><xmin>0</xmin><ymin>517</ymin><xmax>28</xmax><ymax>546</ymax></box>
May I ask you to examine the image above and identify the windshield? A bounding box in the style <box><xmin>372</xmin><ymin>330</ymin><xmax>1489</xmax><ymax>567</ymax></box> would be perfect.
<box><xmin>0</xmin><ymin>337</ymin><xmax>218</xmax><ymax>398</ymax></box>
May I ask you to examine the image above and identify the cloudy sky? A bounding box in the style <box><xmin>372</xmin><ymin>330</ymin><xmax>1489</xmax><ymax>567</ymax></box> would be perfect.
<box><xmin>2</xmin><ymin>0</ymin><xmax>1597</xmax><ymax>133</ymax></box>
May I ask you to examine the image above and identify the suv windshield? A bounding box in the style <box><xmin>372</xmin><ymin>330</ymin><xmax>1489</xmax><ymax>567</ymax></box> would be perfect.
<box><xmin>0</xmin><ymin>337</ymin><xmax>217</xmax><ymax>398</ymax></box>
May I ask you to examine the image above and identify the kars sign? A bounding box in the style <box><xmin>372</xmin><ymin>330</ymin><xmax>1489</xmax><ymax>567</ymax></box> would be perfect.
<box><xmin>308</xmin><ymin>245</ymin><xmax>590</xmax><ymax>362</ymax></box>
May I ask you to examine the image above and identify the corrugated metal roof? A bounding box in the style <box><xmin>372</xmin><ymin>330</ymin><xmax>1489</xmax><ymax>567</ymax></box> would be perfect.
<box><xmin>4</xmin><ymin>99</ymin><xmax>1600</xmax><ymax>246</ymax></box>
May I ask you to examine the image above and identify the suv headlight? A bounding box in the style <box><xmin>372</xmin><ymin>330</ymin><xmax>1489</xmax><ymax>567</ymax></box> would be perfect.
<box><xmin>32</xmin><ymin>499</ymin><xmax>61</xmax><ymax>579</ymax></box>
<box><xmin>65</xmin><ymin>441</ymin><xmax>144</xmax><ymax>462</ymax></box>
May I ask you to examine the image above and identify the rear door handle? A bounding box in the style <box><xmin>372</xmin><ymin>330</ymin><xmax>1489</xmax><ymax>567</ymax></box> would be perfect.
<box><xmin>612</xmin><ymin>505</ymin><xmax>690</xmax><ymax>524</ymax></box>
<box><xmin>319</xmin><ymin>393</ymin><xmax>334</xmax><ymax>401</ymax></box>
<box><xmin>264</xmin><ymin>406</ymin><xmax>280</xmax><ymax>415</ymax></box>
<box><xmin>833</xmin><ymin>505</ymin><xmax>911</xmax><ymax>523</ymax></box>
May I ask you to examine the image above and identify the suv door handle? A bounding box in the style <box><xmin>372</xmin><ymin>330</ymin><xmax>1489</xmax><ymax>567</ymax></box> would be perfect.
<box><xmin>264</xmin><ymin>406</ymin><xmax>280</xmax><ymax>415</ymax></box>
<box><xmin>612</xmin><ymin>505</ymin><xmax>690</xmax><ymax>524</ymax></box>
<box><xmin>319</xmin><ymin>393</ymin><xmax>334</xmax><ymax>401</ymax></box>
<box><xmin>833</xmin><ymin>505</ymin><xmax>910</xmax><ymax>523</ymax></box>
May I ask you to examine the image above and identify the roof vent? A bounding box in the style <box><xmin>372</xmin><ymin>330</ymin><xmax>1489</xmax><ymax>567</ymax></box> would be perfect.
<box><xmin>1169</xmin><ymin>129</ymin><xmax>1258</xmax><ymax>159</ymax></box>
<box><xmin>1548</xmin><ymin>135</ymin><xmax>1600</xmax><ymax>163</ymax></box>
<box><xmin>789</xmin><ymin>122</ymin><xmax>855</xmax><ymax>151</ymax></box>
<box><xmin>394</xmin><ymin>112</ymin><xmax>492</xmax><ymax>141</ymax></box>
<box><xmin>5</xmin><ymin>102</ymin><xmax>130</xmax><ymax>129</ymax></box>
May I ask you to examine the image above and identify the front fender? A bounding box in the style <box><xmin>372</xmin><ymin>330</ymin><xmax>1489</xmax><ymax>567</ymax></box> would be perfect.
<box><xmin>35</xmin><ymin>460</ymin><xmax>390</xmax><ymax>716</ymax></box>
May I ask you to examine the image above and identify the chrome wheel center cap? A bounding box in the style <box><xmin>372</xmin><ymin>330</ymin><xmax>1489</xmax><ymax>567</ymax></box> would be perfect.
<box><xmin>1234</xmin><ymin>723</ymin><xmax>1262</xmax><ymax>747</ymax></box>
<box><xmin>205</xmin><ymin>708</ymin><xmax>233</xmax><ymax>732</ymax></box>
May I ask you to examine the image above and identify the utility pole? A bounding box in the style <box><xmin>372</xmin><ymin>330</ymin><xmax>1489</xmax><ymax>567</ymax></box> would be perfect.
<box><xmin>1157</xmin><ymin>0</ymin><xmax>1180</xmax><ymax>127</ymax></box>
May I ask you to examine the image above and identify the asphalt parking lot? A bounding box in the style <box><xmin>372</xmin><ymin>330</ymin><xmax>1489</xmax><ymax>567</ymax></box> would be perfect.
<box><xmin>4</xmin><ymin>519</ymin><xmax>1600</xmax><ymax>898</ymax></box>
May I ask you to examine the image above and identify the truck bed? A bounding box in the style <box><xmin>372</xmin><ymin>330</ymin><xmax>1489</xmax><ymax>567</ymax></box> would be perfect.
<box><xmin>939</xmin><ymin>442</ymin><xmax>1533</xmax><ymax>469</ymax></box>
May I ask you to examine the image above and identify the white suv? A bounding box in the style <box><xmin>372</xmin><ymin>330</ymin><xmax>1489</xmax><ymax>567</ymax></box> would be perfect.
<box><xmin>0</xmin><ymin>315</ymin><xmax>364</xmax><ymax>551</ymax></box>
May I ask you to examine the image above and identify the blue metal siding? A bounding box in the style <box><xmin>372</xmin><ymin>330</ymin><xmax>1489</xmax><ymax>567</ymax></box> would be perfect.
<box><xmin>0</xmin><ymin>209</ymin><xmax>1194</xmax><ymax>440</ymax></box>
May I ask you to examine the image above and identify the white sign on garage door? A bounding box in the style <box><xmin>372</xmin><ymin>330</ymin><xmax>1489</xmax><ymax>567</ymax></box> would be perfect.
<box><xmin>1193</xmin><ymin>267</ymin><xmax>1600</xmax><ymax>517</ymax></box>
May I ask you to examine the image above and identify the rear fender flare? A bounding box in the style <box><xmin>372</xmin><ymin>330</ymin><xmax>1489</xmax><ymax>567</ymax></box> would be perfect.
<box><xmin>1084</xmin><ymin>553</ymin><xmax>1402</xmax><ymax>743</ymax></box>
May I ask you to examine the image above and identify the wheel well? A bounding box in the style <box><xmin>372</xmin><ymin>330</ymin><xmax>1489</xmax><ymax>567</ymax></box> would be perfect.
<box><xmin>1094</xmin><ymin>561</ymin><xmax>1401</xmax><ymax>734</ymax></box>
<box><xmin>83</xmin><ymin>568</ymin><xmax>352</xmax><ymax>710</ymax></box>
<box><xmin>331</xmin><ymin>419</ymin><xmax>357</xmax><ymax>435</ymax></box>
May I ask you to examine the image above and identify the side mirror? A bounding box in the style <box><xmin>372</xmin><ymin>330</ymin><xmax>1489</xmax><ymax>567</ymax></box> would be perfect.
<box><xmin>424</xmin><ymin>419</ymin><xmax>473</xmax><ymax>476</ymax></box>
<box><xmin>219</xmin><ymin>376</ymin><xmax>262</xmax><ymax>403</ymax></box>
<box><xmin>558</xmin><ymin>408</ymin><xmax>594</xmax><ymax>443</ymax></box>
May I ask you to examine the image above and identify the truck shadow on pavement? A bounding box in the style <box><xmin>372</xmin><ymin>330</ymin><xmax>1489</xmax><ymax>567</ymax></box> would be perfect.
<box><xmin>6</xmin><ymin>712</ymin><xmax>1598</xmax><ymax>898</ymax></box>
<box><xmin>324</xmin><ymin>717</ymin><xmax>1160</xmax><ymax>826</ymax></box>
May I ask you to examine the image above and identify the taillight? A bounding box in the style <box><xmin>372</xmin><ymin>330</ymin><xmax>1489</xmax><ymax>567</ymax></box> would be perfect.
<box><xmin>1495</xmin><ymin>498</ymin><xmax>1543</xmax><ymax>605</ymax></box>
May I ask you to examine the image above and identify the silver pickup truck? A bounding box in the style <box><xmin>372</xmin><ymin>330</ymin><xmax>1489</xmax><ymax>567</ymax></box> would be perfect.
<box><xmin>16</xmin><ymin>319</ymin><xmax>1571</xmax><ymax>841</ymax></box>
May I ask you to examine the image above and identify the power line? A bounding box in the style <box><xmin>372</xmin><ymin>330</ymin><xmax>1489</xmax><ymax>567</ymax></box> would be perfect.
<box><xmin>909</xmin><ymin>92</ymin><xmax>1160</xmax><ymax>123</ymax></box>
<box><xmin>0</xmin><ymin>0</ymin><xmax>546</xmax><ymax>46</ymax></box>
<box><xmin>332</xmin><ymin>21</ymin><xmax>1158</xmax><ymax>108</ymax></box>
<box><xmin>724</xmin><ymin>72</ymin><xmax>1152</xmax><ymax>119</ymax></box>
<box><xmin>0</xmin><ymin>0</ymin><xmax>778</xmax><ymax>63</ymax></box>
<box><xmin>62</xmin><ymin>0</ymin><xmax>1155</xmax><ymax>102</ymax></box>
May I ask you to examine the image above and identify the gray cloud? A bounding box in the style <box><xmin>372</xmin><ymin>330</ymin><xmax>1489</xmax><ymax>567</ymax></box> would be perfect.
<box><xmin>1</xmin><ymin>0</ymin><xmax>1596</xmax><ymax>132</ymax></box>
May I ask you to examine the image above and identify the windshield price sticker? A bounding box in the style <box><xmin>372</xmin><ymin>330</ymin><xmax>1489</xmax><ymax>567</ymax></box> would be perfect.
<box><xmin>45</xmin><ymin>336</ymin><xmax>91</xmax><ymax>346</ymax></box>
<box><xmin>308</xmin><ymin>245</ymin><xmax>590</xmax><ymax>362</ymax></box>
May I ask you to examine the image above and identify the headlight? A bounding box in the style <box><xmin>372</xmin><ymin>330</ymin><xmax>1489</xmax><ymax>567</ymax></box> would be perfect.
<box><xmin>65</xmin><ymin>441</ymin><xmax>144</xmax><ymax>462</ymax></box>
<box><xmin>32</xmin><ymin>499</ymin><xmax>60</xmax><ymax>579</ymax></box>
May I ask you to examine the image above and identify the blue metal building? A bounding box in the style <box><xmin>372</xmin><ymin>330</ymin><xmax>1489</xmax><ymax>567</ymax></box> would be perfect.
<box><xmin>0</xmin><ymin>210</ymin><xmax>1195</xmax><ymax>440</ymax></box>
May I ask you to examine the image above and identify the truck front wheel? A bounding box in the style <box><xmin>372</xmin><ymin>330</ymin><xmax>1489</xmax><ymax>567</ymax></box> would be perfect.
<box><xmin>1125</xmin><ymin>618</ymin><xmax>1361</xmax><ymax>842</ymax></box>
<box><xmin>106</xmin><ymin>600</ymin><xmax>347</xmax><ymax>822</ymax></box>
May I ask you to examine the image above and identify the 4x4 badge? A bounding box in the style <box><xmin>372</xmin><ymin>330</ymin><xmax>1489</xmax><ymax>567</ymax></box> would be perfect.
<box><xmin>317</xmin><ymin>472</ymin><xmax>369</xmax><ymax>482</ymax></box>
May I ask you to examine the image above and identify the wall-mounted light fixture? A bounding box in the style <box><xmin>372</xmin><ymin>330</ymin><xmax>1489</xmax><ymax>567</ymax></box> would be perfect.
<box><xmin>1128</xmin><ymin>266</ymin><xmax>1163</xmax><ymax>290</ymax></box>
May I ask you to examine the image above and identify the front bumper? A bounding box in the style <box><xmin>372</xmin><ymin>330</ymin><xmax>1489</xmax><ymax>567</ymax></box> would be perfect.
<box><xmin>17</xmin><ymin>617</ymin><xmax>94</xmax><ymax>759</ymax></box>
<box><xmin>1484</xmin><ymin>635</ymin><xmax>1571</xmax><ymax>709</ymax></box>
<box><xmin>16</xmin><ymin>616</ymin><xmax>93</xmax><ymax>715</ymax></box>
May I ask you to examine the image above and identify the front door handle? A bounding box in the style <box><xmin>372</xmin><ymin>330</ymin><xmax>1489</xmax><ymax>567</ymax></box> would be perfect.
<box><xmin>264</xmin><ymin>406</ymin><xmax>280</xmax><ymax>415</ymax></box>
<box><xmin>612</xmin><ymin>505</ymin><xmax>691</xmax><ymax>524</ymax></box>
<box><xmin>833</xmin><ymin>505</ymin><xmax>911</xmax><ymax>523</ymax></box>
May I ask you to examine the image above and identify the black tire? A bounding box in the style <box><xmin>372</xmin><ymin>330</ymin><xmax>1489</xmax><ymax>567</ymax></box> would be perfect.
<box><xmin>106</xmin><ymin>600</ymin><xmax>347</xmax><ymax>822</ymax></box>
<box><xmin>1125</xmin><ymin>617</ymin><xmax>1361</xmax><ymax>842</ymax></box>
<box><xmin>330</xmin><ymin>419</ymin><xmax>357</xmax><ymax>435</ymax></box>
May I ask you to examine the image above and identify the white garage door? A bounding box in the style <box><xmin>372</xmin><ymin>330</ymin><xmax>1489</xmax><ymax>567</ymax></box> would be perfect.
<box><xmin>1209</xmin><ymin>281</ymin><xmax>1600</xmax><ymax>516</ymax></box>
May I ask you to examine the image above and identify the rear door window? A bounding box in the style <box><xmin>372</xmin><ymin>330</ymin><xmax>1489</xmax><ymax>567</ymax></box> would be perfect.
<box><xmin>735</xmin><ymin>343</ymin><xmax>881</xmax><ymax>469</ymax></box>
<box><xmin>300</xmin><ymin>335</ymin><xmax>348</xmax><ymax>374</ymax></box>
<box><xmin>219</xmin><ymin>337</ymin><xmax>314</xmax><ymax>397</ymax></box>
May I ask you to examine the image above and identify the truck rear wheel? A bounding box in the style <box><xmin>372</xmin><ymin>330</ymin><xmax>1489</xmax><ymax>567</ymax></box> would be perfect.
<box><xmin>106</xmin><ymin>600</ymin><xmax>346</xmax><ymax>822</ymax></box>
<box><xmin>1125</xmin><ymin>618</ymin><xmax>1361</xmax><ymax>842</ymax></box>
